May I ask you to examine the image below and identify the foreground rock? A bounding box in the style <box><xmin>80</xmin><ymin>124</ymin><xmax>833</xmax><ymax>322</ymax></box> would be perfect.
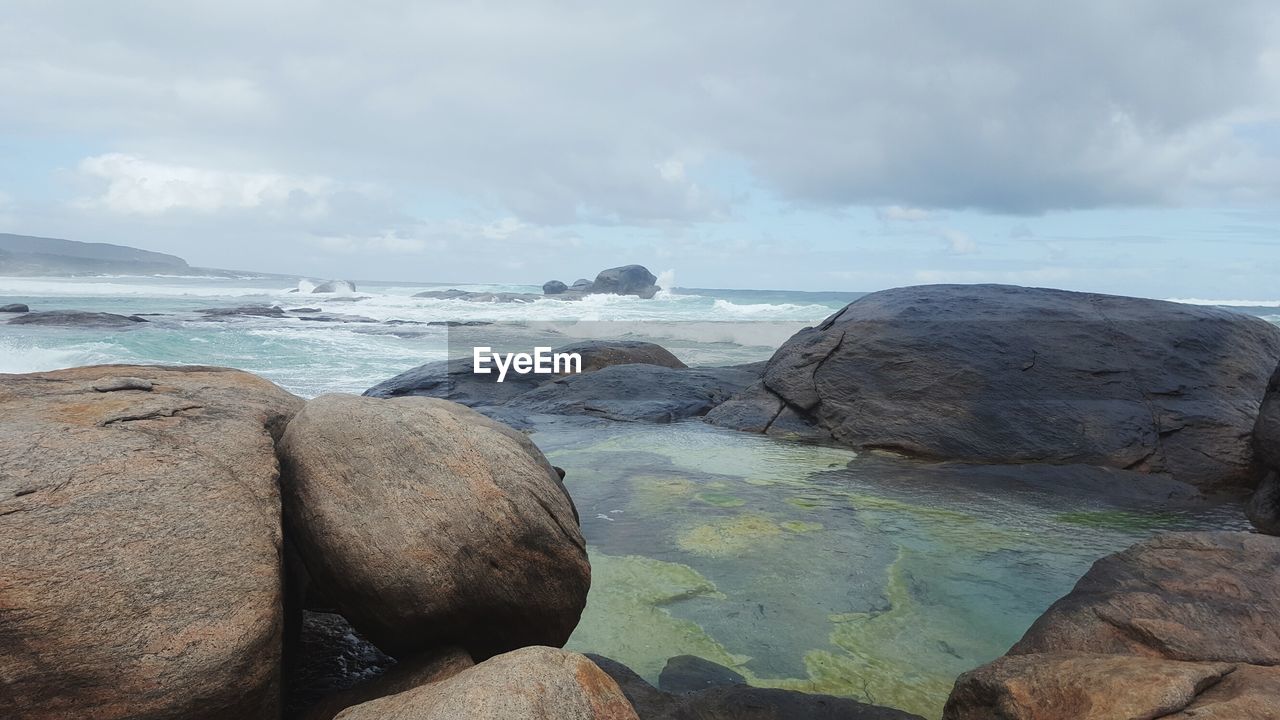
<box><xmin>6</xmin><ymin>309</ymin><xmax>149</xmax><ymax>327</ymax></box>
<box><xmin>591</xmin><ymin>655</ymin><xmax>924</xmax><ymax>720</ymax></box>
<box><xmin>333</xmin><ymin>647</ymin><xmax>637</xmax><ymax>720</ymax></box>
<box><xmin>0</xmin><ymin>365</ymin><xmax>302</xmax><ymax>719</ymax></box>
<box><xmin>279</xmin><ymin>394</ymin><xmax>590</xmax><ymax>660</ymax></box>
<box><xmin>0</xmin><ymin>302</ymin><xmax>28</xmax><ymax>312</ymax></box>
<box><xmin>943</xmin><ymin>531</ymin><xmax>1280</xmax><ymax>719</ymax></box>
<box><xmin>708</xmin><ymin>284</ymin><xmax>1280</xmax><ymax>491</ymax></box>
<box><xmin>1252</xmin><ymin>360</ymin><xmax>1280</xmax><ymax>533</ymax></box>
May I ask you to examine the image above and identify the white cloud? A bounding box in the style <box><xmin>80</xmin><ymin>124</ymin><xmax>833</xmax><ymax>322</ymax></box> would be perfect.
<box><xmin>73</xmin><ymin>153</ymin><xmax>336</xmax><ymax>216</ymax></box>
<box><xmin>940</xmin><ymin>228</ymin><xmax>978</xmax><ymax>255</ymax></box>
<box><xmin>877</xmin><ymin>205</ymin><xmax>937</xmax><ymax>222</ymax></box>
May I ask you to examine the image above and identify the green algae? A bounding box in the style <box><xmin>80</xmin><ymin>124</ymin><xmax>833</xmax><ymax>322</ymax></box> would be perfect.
<box><xmin>1055</xmin><ymin>509</ymin><xmax>1186</xmax><ymax>531</ymax></box>
<box><xmin>696</xmin><ymin>491</ymin><xmax>746</xmax><ymax>508</ymax></box>
<box><xmin>677</xmin><ymin>514</ymin><xmax>785</xmax><ymax>556</ymax></box>
<box><xmin>566</xmin><ymin>552</ymin><xmax>748</xmax><ymax>680</ymax></box>
<box><xmin>781</xmin><ymin>520</ymin><xmax>824</xmax><ymax>533</ymax></box>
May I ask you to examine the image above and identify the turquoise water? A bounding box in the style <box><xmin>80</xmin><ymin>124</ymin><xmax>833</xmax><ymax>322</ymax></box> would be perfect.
<box><xmin>1</xmin><ymin>275</ymin><xmax>1271</xmax><ymax>718</ymax></box>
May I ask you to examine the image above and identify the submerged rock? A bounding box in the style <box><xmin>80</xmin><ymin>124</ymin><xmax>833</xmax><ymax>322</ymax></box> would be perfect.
<box><xmin>0</xmin><ymin>302</ymin><xmax>29</xmax><ymax>312</ymax></box>
<box><xmin>590</xmin><ymin>655</ymin><xmax>924</xmax><ymax>720</ymax></box>
<box><xmin>943</xmin><ymin>531</ymin><xmax>1280</xmax><ymax>720</ymax></box>
<box><xmin>7</xmin><ymin>309</ymin><xmax>149</xmax><ymax>327</ymax></box>
<box><xmin>0</xmin><ymin>365</ymin><xmax>303</xmax><ymax>719</ymax></box>
<box><xmin>278</xmin><ymin>394</ymin><xmax>589</xmax><ymax>660</ymax></box>
<box><xmin>332</xmin><ymin>647</ymin><xmax>638</xmax><ymax>720</ymax></box>
<box><xmin>707</xmin><ymin>284</ymin><xmax>1280</xmax><ymax>491</ymax></box>
<box><xmin>658</xmin><ymin>655</ymin><xmax>746</xmax><ymax>695</ymax></box>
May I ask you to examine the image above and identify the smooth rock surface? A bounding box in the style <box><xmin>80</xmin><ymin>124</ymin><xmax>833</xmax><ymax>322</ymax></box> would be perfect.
<box><xmin>590</xmin><ymin>655</ymin><xmax>924</xmax><ymax>720</ymax></box>
<box><xmin>943</xmin><ymin>653</ymin><xmax>1236</xmax><ymax>720</ymax></box>
<box><xmin>0</xmin><ymin>365</ymin><xmax>303</xmax><ymax>719</ymax></box>
<box><xmin>707</xmin><ymin>284</ymin><xmax>1280</xmax><ymax>491</ymax></box>
<box><xmin>544</xmin><ymin>280</ymin><xmax>569</xmax><ymax>294</ymax></box>
<box><xmin>507</xmin><ymin>364</ymin><xmax>757</xmax><ymax>422</ymax></box>
<box><xmin>557</xmin><ymin>340</ymin><xmax>688</xmax><ymax>372</ymax></box>
<box><xmin>1010</xmin><ymin>531</ymin><xmax>1280</xmax><ymax>663</ymax></box>
<box><xmin>592</xmin><ymin>264</ymin><xmax>660</xmax><ymax>298</ymax></box>
<box><xmin>7</xmin><ymin>309</ymin><xmax>149</xmax><ymax>327</ymax></box>
<box><xmin>278</xmin><ymin>394</ymin><xmax>590</xmax><ymax>659</ymax></box>
<box><xmin>333</xmin><ymin>647</ymin><xmax>638</xmax><ymax>720</ymax></box>
<box><xmin>943</xmin><ymin>531</ymin><xmax>1280</xmax><ymax>720</ymax></box>
<box><xmin>0</xmin><ymin>302</ymin><xmax>28</xmax><ymax>312</ymax></box>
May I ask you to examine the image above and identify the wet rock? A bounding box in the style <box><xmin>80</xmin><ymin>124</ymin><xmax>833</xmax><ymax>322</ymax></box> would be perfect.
<box><xmin>543</xmin><ymin>280</ymin><xmax>569</xmax><ymax>295</ymax></box>
<box><xmin>413</xmin><ymin>288</ymin><xmax>548</xmax><ymax>303</ymax></box>
<box><xmin>507</xmin><ymin>364</ymin><xmax>756</xmax><ymax>422</ymax></box>
<box><xmin>291</xmin><ymin>307</ymin><xmax>322</xmax><ymax>313</ymax></box>
<box><xmin>7</xmin><ymin>310</ymin><xmax>149</xmax><ymax>327</ymax></box>
<box><xmin>658</xmin><ymin>655</ymin><xmax>746</xmax><ymax>694</ymax></box>
<box><xmin>278</xmin><ymin>394</ymin><xmax>589</xmax><ymax>660</ymax></box>
<box><xmin>199</xmin><ymin>304</ymin><xmax>287</xmax><ymax>318</ymax></box>
<box><xmin>0</xmin><ymin>302</ymin><xmax>29</xmax><ymax>312</ymax></box>
<box><xmin>572</xmin><ymin>278</ymin><xmax>593</xmax><ymax>290</ymax></box>
<box><xmin>362</xmin><ymin>341</ymin><xmax>694</xmax><ymax>407</ymax></box>
<box><xmin>294</xmin><ymin>312</ymin><xmax>378</xmax><ymax>323</ymax></box>
<box><xmin>558</xmin><ymin>340</ymin><xmax>688</xmax><ymax>372</ymax></box>
<box><xmin>313</xmin><ymin>280</ymin><xmax>357</xmax><ymax>293</ymax></box>
<box><xmin>91</xmin><ymin>376</ymin><xmax>153</xmax><ymax>392</ymax></box>
<box><xmin>707</xmin><ymin>284</ymin><xmax>1280</xmax><ymax>491</ymax></box>
<box><xmin>1246</xmin><ymin>470</ymin><xmax>1280</xmax><ymax>535</ymax></box>
<box><xmin>332</xmin><ymin>647</ymin><xmax>637</xmax><ymax>720</ymax></box>
<box><xmin>593</xmin><ymin>264</ymin><xmax>660</xmax><ymax>298</ymax></box>
<box><xmin>286</xmin><ymin>611</ymin><xmax>397</xmax><ymax>717</ymax></box>
<box><xmin>590</xmin><ymin>654</ymin><xmax>924</xmax><ymax>720</ymax></box>
<box><xmin>0</xmin><ymin>365</ymin><xmax>303</xmax><ymax>719</ymax></box>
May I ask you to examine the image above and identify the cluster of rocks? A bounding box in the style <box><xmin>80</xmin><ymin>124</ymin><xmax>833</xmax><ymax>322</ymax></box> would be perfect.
<box><xmin>0</xmin><ymin>363</ymin><xmax>912</xmax><ymax>719</ymax></box>
<box><xmin>414</xmin><ymin>264</ymin><xmax>662</xmax><ymax>303</ymax></box>
<box><xmin>364</xmin><ymin>339</ymin><xmax>760</xmax><ymax>426</ymax></box>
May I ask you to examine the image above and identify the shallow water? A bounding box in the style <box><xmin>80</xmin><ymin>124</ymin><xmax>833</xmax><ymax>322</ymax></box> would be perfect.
<box><xmin>1</xmin><ymin>275</ymin><xmax>1272</xmax><ymax>718</ymax></box>
<box><xmin>537</xmin><ymin>419</ymin><xmax>1250</xmax><ymax>717</ymax></box>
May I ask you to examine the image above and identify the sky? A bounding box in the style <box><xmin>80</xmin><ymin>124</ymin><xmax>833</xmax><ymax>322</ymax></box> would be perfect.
<box><xmin>1</xmin><ymin>1</ymin><xmax>1279</xmax><ymax>297</ymax></box>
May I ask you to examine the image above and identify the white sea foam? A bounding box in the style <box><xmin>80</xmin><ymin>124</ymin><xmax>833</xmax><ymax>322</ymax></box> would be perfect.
<box><xmin>1164</xmin><ymin>298</ymin><xmax>1280</xmax><ymax>307</ymax></box>
<box><xmin>0</xmin><ymin>338</ymin><xmax>120</xmax><ymax>373</ymax></box>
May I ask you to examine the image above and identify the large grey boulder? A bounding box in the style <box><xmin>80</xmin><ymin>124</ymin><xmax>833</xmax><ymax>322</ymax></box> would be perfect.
<box><xmin>278</xmin><ymin>395</ymin><xmax>590</xmax><ymax>660</ymax></box>
<box><xmin>543</xmin><ymin>280</ymin><xmax>569</xmax><ymax>295</ymax></box>
<box><xmin>331</xmin><ymin>647</ymin><xmax>638</xmax><ymax>720</ymax></box>
<box><xmin>0</xmin><ymin>365</ymin><xmax>303</xmax><ymax>719</ymax></box>
<box><xmin>707</xmin><ymin>284</ymin><xmax>1280</xmax><ymax>491</ymax></box>
<box><xmin>0</xmin><ymin>302</ymin><xmax>28</xmax><ymax>312</ymax></box>
<box><xmin>592</xmin><ymin>265</ymin><xmax>660</xmax><ymax>298</ymax></box>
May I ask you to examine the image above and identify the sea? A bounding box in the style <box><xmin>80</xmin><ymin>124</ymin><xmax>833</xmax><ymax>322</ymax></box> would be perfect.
<box><xmin>2</xmin><ymin>273</ymin><xmax>1276</xmax><ymax>718</ymax></box>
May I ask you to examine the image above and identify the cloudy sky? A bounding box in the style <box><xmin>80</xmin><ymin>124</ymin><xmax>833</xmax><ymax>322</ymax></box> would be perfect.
<box><xmin>2</xmin><ymin>1</ymin><xmax>1279</xmax><ymax>297</ymax></box>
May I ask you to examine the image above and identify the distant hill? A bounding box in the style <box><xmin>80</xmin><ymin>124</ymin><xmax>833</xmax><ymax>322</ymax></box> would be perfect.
<box><xmin>0</xmin><ymin>233</ymin><xmax>191</xmax><ymax>276</ymax></box>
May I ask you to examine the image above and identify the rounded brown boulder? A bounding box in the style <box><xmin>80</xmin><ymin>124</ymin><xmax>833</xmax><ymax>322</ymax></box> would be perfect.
<box><xmin>332</xmin><ymin>647</ymin><xmax>638</xmax><ymax>720</ymax></box>
<box><xmin>0</xmin><ymin>365</ymin><xmax>303</xmax><ymax>720</ymax></box>
<box><xmin>278</xmin><ymin>394</ymin><xmax>590</xmax><ymax>660</ymax></box>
